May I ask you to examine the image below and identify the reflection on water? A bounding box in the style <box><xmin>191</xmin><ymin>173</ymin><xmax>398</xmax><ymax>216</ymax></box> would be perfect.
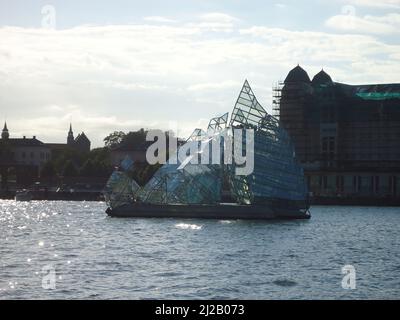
<box><xmin>0</xmin><ymin>200</ymin><xmax>399</xmax><ymax>299</ymax></box>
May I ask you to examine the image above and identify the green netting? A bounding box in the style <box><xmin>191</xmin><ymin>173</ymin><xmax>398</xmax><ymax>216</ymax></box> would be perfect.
<box><xmin>356</xmin><ymin>92</ymin><xmax>400</xmax><ymax>100</ymax></box>
<box><xmin>336</xmin><ymin>83</ymin><xmax>400</xmax><ymax>101</ymax></box>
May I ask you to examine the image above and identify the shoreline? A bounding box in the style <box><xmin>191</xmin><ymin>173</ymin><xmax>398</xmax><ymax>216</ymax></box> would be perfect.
<box><xmin>1</xmin><ymin>193</ymin><xmax>399</xmax><ymax>206</ymax></box>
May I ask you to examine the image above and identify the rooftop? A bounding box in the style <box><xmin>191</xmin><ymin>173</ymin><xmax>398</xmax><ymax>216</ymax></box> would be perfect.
<box><xmin>0</xmin><ymin>137</ymin><xmax>46</xmax><ymax>147</ymax></box>
<box><xmin>284</xmin><ymin>65</ymin><xmax>311</xmax><ymax>84</ymax></box>
<box><xmin>312</xmin><ymin>70</ymin><xmax>333</xmax><ymax>85</ymax></box>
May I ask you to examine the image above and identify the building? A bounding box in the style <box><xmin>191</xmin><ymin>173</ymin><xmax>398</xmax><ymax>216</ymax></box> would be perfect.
<box><xmin>274</xmin><ymin>65</ymin><xmax>400</xmax><ymax>203</ymax></box>
<box><xmin>46</xmin><ymin>124</ymin><xmax>91</xmax><ymax>156</ymax></box>
<box><xmin>0</xmin><ymin>122</ymin><xmax>91</xmax><ymax>188</ymax></box>
<box><xmin>0</xmin><ymin>122</ymin><xmax>51</xmax><ymax>188</ymax></box>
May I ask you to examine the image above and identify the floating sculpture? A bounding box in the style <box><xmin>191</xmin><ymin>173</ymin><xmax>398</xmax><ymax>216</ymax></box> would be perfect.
<box><xmin>104</xmin><ymin>80</ymin><xmax>310</xmax><ymax>219</ymax></box>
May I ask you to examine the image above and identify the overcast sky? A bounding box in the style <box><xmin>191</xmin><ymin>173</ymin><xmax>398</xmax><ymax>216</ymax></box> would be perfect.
<box><xmin>0</xmin><ymin>0</ymin><xmax>399</xmax><ymax>147</ymax></box>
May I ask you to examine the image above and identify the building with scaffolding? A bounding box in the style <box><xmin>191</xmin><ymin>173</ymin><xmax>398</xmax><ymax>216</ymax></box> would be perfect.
<box><xmin>274</xmin><ymin>65</ymin><xmax>400</xmax><ymax>204</ymax></box>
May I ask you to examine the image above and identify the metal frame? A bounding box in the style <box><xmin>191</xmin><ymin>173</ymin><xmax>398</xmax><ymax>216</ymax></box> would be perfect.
<box><xmin>105</xmin><ymin>80</ymin><xmax>308</xmax><ymax>208</ymax></box>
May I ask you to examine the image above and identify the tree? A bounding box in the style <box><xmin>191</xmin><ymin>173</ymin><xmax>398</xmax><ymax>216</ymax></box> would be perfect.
<box><xmin>52</xmin><ymin>148</ymin><xmax>85</xmax><ymax>175</ymax></box>
<box><xmin>83</xmin><ymin>148</ymin><xmax>113</xmax><ymax>177</ymax></box>
<box><xmin>104</xmin><ymin>131</ymin><xmax>126</xmax><ymax>148</ymax></box>
<box><xmin>89</xmin><ymin>147</ymin><xmax>111</xmax><ymax>162</ymax></box>
<box><xmin>62</xmin><ymin>160</ymin><xmax>78</xmax><ymax>177</ymax></box>
<box><xmin>96</xmin><ymin>160</ymin><xmax>113</xmax><ymax>177</ymax></box>
<box><xmin>122</xmin><ymin>128</ymin><xmax>147</xmax><ymax>146</ymax></box>
<box><xmin>79</xmin><ymin>159</ymin><xmax>96</xmax><ymax>177</ymax></box>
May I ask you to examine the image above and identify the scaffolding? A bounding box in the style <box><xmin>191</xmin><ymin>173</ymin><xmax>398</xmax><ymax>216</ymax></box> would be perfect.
<box><xmin>272</xmin><ymin>81</ymin><xmax>283</xmax><ymax>119</ymax></box>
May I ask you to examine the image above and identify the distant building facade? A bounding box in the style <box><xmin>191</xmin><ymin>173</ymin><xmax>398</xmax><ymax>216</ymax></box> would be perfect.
<box><xmin>0</xmin><ymin>122</ymin><xmax>51</xmax><ymax>187</ymax></box>
<box><xmin>0</xmin><ymin>122</ymin><xmax>51</xmax><ymax>167</ymax></box>
<box><xmin>0</xmin><ymin>122</ymin><xmax>91</xmax><ymax>188</ymax></box>
<box><xmin>46</xmin><ymin>124</ymin><xmax>91</xmax><ymax>155</ymax></box>
<box><xmin>274</xmin><ymin>65</ymin><xmax>400</xmax><ymax>202</ymax></box>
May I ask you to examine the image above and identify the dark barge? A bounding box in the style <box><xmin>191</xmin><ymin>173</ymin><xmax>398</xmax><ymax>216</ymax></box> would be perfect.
<box><xmin>106</xmin><ymin>201</ymin><xmax>310</xmax><ymax>220</ymax></box>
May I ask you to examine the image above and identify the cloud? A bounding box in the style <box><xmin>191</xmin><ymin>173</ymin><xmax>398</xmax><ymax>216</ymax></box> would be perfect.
<box><xmin>342</xmin><ymin>0</ymin><xmax>400</xmax><ymax>8</ymax></box>
<box><xmin>239</xmin><ymin>26</ymin><xmax>397</xmax><ymax>61</ymax></box>
<box><xmin>84</xmin><ymin>80</ymin><xmax>169</xmax><ymax>91</ymax></box>
<box><xmin>0</xmin><ymin>16</ymin><xmax>399</xmax><ymax>146</ymax></box>
<box><xmin>325</xmin><ymin>13</ymin><xmax>400</xmax><ymax>34</ymax></box>
<box><xmin>199</xmin><ymin>13</ymin><xmax>239</xmax><ymax>24</ymax></box>
<box><xmin>274</xmin><ymin>3</ymin><xmax>287</xmax><ymax>9</ymax></box>
<box><xmin>187</xmin><ymin>80</ymin><xmax>240</xmax><ymax>92</ymax></box>
<box><xmin>186</xmin><ymin>12</ymin><xmax>240</xmax><ymax>33</ymax></box>
<box><xmin>143</xmin><ymin>16</ymin><xmax>178</xmax><ymax>24</ymax></box>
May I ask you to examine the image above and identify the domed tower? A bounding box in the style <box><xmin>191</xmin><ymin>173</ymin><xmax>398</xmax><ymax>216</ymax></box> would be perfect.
<box><xmin>278</xmin><ymin>65</ymin><xmax>314</xmax><ymax>164</ymax></box>
<box><xmin>284</xmin><ymin>65</ymin><xmax>311</xmax><ymax>84</ymax></box>
<box><xmin>312</xmin><ymin>69</ymin><xmax>333</xmax><ymax>85</ymax></box>
<box><xmin>2</xmin><ymin>122</ymin><xmax>9</xmax><ymax>140</ymax></box>
<box><xmin>67</xmin><ymin>123</ymin><xmax>74</xmax><ymax>145</ymax></box>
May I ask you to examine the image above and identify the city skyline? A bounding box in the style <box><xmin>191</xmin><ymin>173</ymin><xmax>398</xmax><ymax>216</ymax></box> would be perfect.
<box><xmin>0</xmin><ymin>0</ymin><xmax>399</xmax><ymax>147</ymax></box>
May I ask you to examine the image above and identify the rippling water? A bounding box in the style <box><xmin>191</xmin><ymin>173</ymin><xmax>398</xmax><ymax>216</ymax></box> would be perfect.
<box><xmin>0</xmin><ymin>200</ymin><xmax>399</xmax><ymax>299</ymax></box>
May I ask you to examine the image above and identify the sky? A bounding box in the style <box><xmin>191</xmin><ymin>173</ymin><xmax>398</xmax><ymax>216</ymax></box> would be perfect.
<box><xmin>0</xmin><ymin>0</ymin><xmax>399</xmax><ymax>147</ymax></box>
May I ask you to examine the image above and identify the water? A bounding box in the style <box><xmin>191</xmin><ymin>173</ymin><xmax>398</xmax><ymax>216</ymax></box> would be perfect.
<box><xmin>0</xmin><ymin>200</ymin><xmax>399</xmax><ymax>299</ymax></box>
